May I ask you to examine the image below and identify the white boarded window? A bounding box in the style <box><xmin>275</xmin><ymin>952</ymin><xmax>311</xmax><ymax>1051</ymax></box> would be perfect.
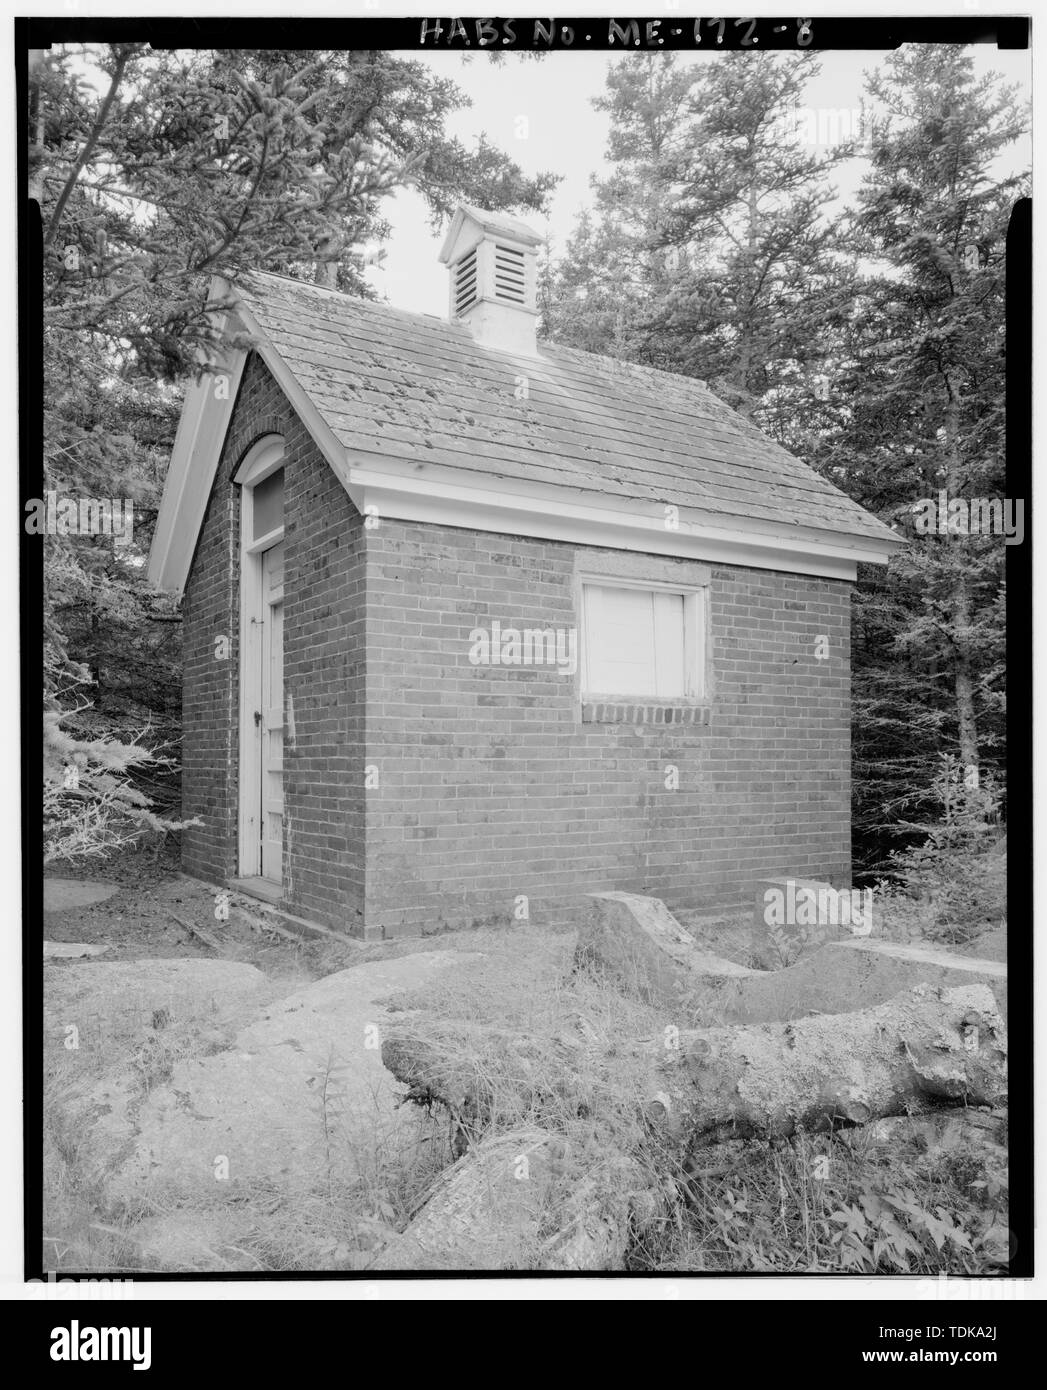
<box><xmin>581</xmin><ymin>581</ymin><xmax>705</xmax><ymax>700</ymax></box>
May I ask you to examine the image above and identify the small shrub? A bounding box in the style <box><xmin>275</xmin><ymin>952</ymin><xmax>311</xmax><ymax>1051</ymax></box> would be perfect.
<box><xmin>880</xmin><ymin>755</ymin><xmax>1005</xmax><ymax>945</ymax></box>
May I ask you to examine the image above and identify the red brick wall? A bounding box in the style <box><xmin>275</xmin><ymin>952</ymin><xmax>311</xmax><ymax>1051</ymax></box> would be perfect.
<box><xmin>181</xmin><ymin>354</ymin><xmax>366</xmax><ymax>932</ymax></box>
<box><xmin>182</xmin><ymin>361</ymin><xmax>852</xmax><ymax>939</ymax></box>
<box><xmin>363</xmin><ymin>522</ymin><xmax>852</xmax><ymax>937</ymax></box>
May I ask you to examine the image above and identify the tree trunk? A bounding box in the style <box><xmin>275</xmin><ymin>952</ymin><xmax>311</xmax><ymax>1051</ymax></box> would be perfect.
<box><xmin>376</xmin><ymin>989</ymin><xmax>1007</xmax><ymax>1270</ymax></box>
<box><xmin>643</xmin><ymin>982</ymin><xmax>1006</xmax><ymax>1147</ymax></box>
<box><xmin>945</xmin><ymin>388</ymin><xmax>980</xmax><ymax>771</ymax></box>
<box><xmin>952</xmin><ymin>575</ymin><xmax>980</xmax><ymax>770</ymax></box>
<box><xmin>731</xmin><ymin>175</ymin><xmax>760</xmax><ymax>419</ymax></box>
<box><xmin>382</xmin><ymin>984</ymin><xmax>1007</xmax><ymax>1155</ymax></box>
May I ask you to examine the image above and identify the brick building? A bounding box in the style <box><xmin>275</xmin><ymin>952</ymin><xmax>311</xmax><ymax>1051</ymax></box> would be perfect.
<box><xmin>148</xmin><ymin>205</ymin><xmax>901</xmax><ymax>939</ymax></box>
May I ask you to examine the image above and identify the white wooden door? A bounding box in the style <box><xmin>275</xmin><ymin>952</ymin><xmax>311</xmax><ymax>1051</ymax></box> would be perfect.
<box><xmin>259</xmin><ymin>543</ymin><xmax>284</xmax><ymax>883</ymax></box>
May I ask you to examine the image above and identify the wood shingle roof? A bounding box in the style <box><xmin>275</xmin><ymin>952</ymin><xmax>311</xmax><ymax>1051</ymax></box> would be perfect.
<box><xmin>235</xmin><ymin>270</ymin><xmax>897</xmax><ymax>546</ymax></box>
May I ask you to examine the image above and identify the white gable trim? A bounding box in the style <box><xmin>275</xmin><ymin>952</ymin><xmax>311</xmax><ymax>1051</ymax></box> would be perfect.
<box><xmin>147</xmin><ymin>326</ymin><xmax>246</xmax><ymax>592</ymax></box>
<box><xmin>149</xmin><ymin>286</ymin><xmax>902</xmax><ymax>594</ymax></box>
<box><xmin>147</xmin><ymin>287</ymin><xmax>350</xmax><ymax>593</ymax></box>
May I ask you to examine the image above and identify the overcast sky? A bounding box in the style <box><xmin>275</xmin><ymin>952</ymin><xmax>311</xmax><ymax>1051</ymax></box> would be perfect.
<box><xmin>366</xmin><ymin>46</ymin><xmax>1032</xmax><ymax>317</ymax></box>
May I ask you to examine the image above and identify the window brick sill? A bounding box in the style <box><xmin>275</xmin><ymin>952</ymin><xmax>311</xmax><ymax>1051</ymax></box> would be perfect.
<box><xmin>581</xmin><ymin>701</ymin><xmax>712</xmax><ymax>726</ymax></box>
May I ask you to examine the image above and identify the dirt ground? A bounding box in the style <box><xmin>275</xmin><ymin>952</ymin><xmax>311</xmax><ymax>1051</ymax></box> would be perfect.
<box><xmin>44</xmin><ymin>841</ymin><xmax>1005</xmax><ymax>976</ymax></box>
<box><xmin>42</xmin><ymin>841</ymin><xmax>521</xmax><ymax>987</ymax></box>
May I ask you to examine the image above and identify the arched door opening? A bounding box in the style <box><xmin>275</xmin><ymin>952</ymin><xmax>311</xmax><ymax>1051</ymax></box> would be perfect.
<box><xmin>234</xmin><ymin>436</ymin><xmax>285</xmax><ymax>887</ymax></box>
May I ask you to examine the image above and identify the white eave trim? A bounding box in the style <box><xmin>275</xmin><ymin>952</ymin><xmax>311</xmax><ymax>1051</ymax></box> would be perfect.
<box><xmin>344</xmin><ymin>459</ymin><xmax>902</xmax><ymax>582</ymax></box>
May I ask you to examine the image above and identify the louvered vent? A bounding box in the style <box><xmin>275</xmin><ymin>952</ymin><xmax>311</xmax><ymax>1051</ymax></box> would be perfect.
<box><xmin>493</xmin><ymin>243</ymin><xmax>526</xmax><ymax>304</ymax></box>
<box><xmin>440</xmin><ymin>206</ymin><xmax>542</xmax><ymax>354</ymax></box>
<box><xmin>454</xmin><ymin>248</ymin><xmax>478</xmax><ymax>315</ymax></box>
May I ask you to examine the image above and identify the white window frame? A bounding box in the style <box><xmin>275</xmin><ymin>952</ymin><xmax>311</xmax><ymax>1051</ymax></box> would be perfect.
<box><xmin>236</xmin><ymin>435</ymin><xmax>286</xmax><ymax>554</ymax></box>
<box><xmin>579</xmin><ymin>574</ymin><xmax>708</xmax><ymax>703</ymax></box>
<box><xmin>234</xmin><ymin>436</ymin><xmax>285</xmax><ymax>877</ymax></box>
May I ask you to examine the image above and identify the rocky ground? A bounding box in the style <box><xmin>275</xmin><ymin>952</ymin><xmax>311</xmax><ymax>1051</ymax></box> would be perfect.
<box><xmin>43</xmin><ymin>850</ymin><xmax>561</xmax><ymax>1271</ymax></box>
<box><xmin>42</xmin><ymin>847</ymin><xmax>1008</xmax><ymax>1275</ymax></box>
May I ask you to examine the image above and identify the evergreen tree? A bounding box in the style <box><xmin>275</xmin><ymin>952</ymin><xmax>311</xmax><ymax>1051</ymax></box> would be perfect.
<box><xmin>542</xmin><ymin>52</ymin><xmax>856</xmax><ymax>451</ymax></box>
<box><xmin>34</xmin><ymin>44</ymin><xmax>556</xmax><ymax>859</ymax></box>
<box><xmin>836</xmin><ymin>45</ymin><xmax>1025</xmax><ymax>867</ymax></box>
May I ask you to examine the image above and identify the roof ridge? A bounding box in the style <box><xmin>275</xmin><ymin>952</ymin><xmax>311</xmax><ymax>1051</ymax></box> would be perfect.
<box><xmin>237</xmin><ymin>270</ymin><xmax>462</xmax><ymax>331</ymax></box>
<box><xmin>239</xmin><ymin>268</ymin><xmax>374</xmax><ymax>303</ymax></box>
<box><xmin>239</xmin><ymin>271</ymin><xmax>723</xmax><ymax>398</ymax></box>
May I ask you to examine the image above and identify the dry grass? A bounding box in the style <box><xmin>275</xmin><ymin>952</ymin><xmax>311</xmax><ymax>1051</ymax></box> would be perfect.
<box><xmin>632</xmin><ymin>1114</ymin><xmax>1009</xmax><ymax>1274</ymax></box>
<box><xmin>44</xmin><ymin>1021</ymin><xmax>459</xmax><ymax>1273</ymax></box>
<box><xmin>371</xmin><ymin>924</ymin><xmax>1011</xmax><ymax>1275</ymax></box>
